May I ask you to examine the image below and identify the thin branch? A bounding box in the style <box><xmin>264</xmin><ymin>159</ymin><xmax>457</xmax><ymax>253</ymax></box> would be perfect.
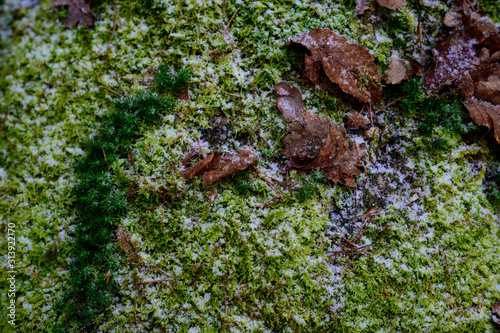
<box><xmin>116</xmin><ymin>73</ymin><xmax>128</xmax><ymax>96</ymax></box>
<box><xmin>0</xmin><ymin>107</ymin><xmax>11</xmax><ymax>134</ymax></box>
<box><xmin>252</xmin><ymin>166</ymin><xmax>276</xmax><ymax>191</ymax></box>
<box><xmin>224</xmin><ymin>4</ymin><xmax>242</xmax><ymax>37</ymax></box>
<box><xmin>261</xmin><ymin>195</ymin><xmax>283</xmax><ymax>210</ymax></box>
<box><xmin>135</xmin><ymin>279</ymin><xmax>171</xmax><ymax>285</ymax></box>
<box><xmin>368</xmin><ymin>103</ymin><xmax>374</xmax><ymax>127</ymax></box>
<box><xmin>225</xmin><ymin>257</ymin><xmax>231</xmax><ymax>277</ymax></box>
<box><xmin>347</xmin><ymin>206</ymin><xmax>380</xmax><ymax>220</ymax></box>
<box><xmin>214</xmin><ymin>86</ymin><xmax>247</xmax><ymax>99</ymax></box>
<box><xmin>100</xmin><ymin>86</ymin><xmax>122</xmax><ymax>96</ymax></box>
<box><xmin>377</xmin><ymin>93</ymin><xmax>410</xmax><ymax>113</ymax></box>
<box><xmin>106</xmin><ymin>3</ymin><xmax>118</xmax><ymax>52</ymax></box>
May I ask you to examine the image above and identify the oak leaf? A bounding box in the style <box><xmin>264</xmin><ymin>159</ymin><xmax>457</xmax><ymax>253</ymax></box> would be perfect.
<box><xmin>53</xmin><ymin>0</ymin><xmax>95</xmax><ymax>29</ymax></box>
<box><xmin>286</xmin><ymin>29</ymin><xmax>382</xmax><ymax>104</ymax></box>
<box><xmin>275</xmin><ymin>82</ymin><xmax>366</xmax><ymax>187</ymax></box>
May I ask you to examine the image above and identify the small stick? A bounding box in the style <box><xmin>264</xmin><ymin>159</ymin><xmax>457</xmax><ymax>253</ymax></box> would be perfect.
<box><xmin>349</xmin><ymin>216</ymin><xmax>371</xmax><ymax>242</ymax></box>
<box><xmin>106</xmin><ymin>3</ymin><xmax>118</xmax><ymax>52</ymax></box>
<box><xmin>352</xmin><ymin>216</ymin><xmax>375</xmax><ymax>243</ymax></box>
<box><xmin>377</xmin><ymin>93</ymin><xmax>410</xmax><ymax>113</ymax></box>
<box><xmin>261</xmin><ymin>195</ymin><xmax>283</xmax><ymax>210</ymax></box>
<box><xmin>197</xmin><ymin>138</ymin><xmax>206</xmax><ymax>159</ymax></box>
<box><xmin>368</xmin><ymin>103</ymin><xmax>374</xmax><ymax>127</ymax></box>
<box><xmin>100</xmin><ymin>86</ymin><xmax>122</xmax><ymax>96</ymax></box>
<box><xmin>224</xmin><ymin>4</ymin><xmax>242</xmax><ymax>37</ymax></box>
<box><xmin>417</xmin><ymin>20</ymin><xmax>424</xmax><ymax>61</ymax></box>
<box><xmin>147</xmin><ymin>264</ymin><xmax>173</xmax><ymax>278</ymax></box>
<box><xmin>181</xmin><ymin>147</ymin><xmax>199</xmax><ymax>165</ymax></box>
<box><xmin>116</xmin><ymin>73</ymin><xmax>127</xmax><ymax>96</ymax></box>
<box><xmin>223</xmin><ymin>277</ymin><xmax>227</xmax><ymax>314</ymax></box>
<box><xmin>135</xmin><ymin>279</ymin><xmax>170</xmax><ymax>285</ymax></box>
<box><xmin>115</xmin><ymin>3</ymin><xmax>122</xmax><ymax>29</ymax></box>
<box><xmin>354</xmin><ymin>187</ymin><xmax>358</xmax><ymax>215</ymax></box>
<box><xmin>104</xmin><ymin>270</ymin><xmax>111</xmax><ymax>283</ymax></box>
<box><xmin>102</xmin><ymin>148</ymin><xmax>109</xmax><ymax>168</ymax></box>
<box><xmin>252</xmin><ymin>166</ymin><xmax>276</xmax><ymax>191</ymax></box>
<box><xmin>269</xmin><ymin>176</ymin><xmax>300</xmax><ymax>189</ymax></box>
<box><xmin>341</xmin><ymin>237</ymin><xmax>357</xmax><ymax>248</ymax></box>
<box><xmin>215</xmin><ymin>86</ymin><xmax>246</xmax><ymax>99</ymax></box>
<box><xmin>347</xmin><ymin>206</ymin><xmax>379</xmax><ymax>220</ymax></box>
<box><xmin>0</xmin><ymin>107</ymin><xmax>11</xmax><ymax>134</ymax></box>
<box><xmin>225</xmin><ymin>258</ymin><xmax>231</xmax><ymax>276</ymax></box>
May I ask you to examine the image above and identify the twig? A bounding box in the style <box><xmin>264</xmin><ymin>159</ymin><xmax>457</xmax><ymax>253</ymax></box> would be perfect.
<box><xmin>269</xmin><ymin>176</ymin><xmax>300</xmax><ymax>189</ymax></box>
<box><xmin>252</xmin><ymin>166</ymin><xmax>276</xmax><ymax>191</ymax></box>
<box><xmin>349</xmin><ymin>216</ymin><xmax>372</xmax><ymax>243</ymax></box>
<box><xmin>225</xmin><ymin>258</ymin><xmax>231</xmax><ymax>277</ymax></box>
<box><xmin>224</xmin><ymin>4</ymin><xmax>242</xmax><ymax>37</ymax></box>
<box><xmin>347</xmin><ymin>206</ymin><xmax>380</xmax><ymax>220</ymax></box>
<box><xmin>261</xmin><ymin>195</ymin><xmax>283</xmax><ymax>210</ymax></box>
<box><xmin>104</xmin><ymin>270</ymin><xmax>111</xmax><ymax>283</ymax></box>
<box><xmin>417</xmin><ymin>20</ymin><xmax>424</xmax><ymax>61</ymax></box>
<box><xmin>341</xmin><ymin>237</ymin><xmax>357</xmax><ymax>248</ymax></box>
<box><xmin>115</xmin><ymin>3</ymin><xmax>122</xmax><ymax>29</ymax></box>
<box><xmin>100</xmin><ymin>86</ymin><xmax>122</xmax><ymax>96</ymax></box>
<box><xmin>0</xmin><ymin>107</ymin><xmax>11</xmax><ymax>134</ymax></box>
<box><xmin>147</xmin><ymin>264</ymin><xmax>173</xmax><ymax>278</ymax></box>
<box><xmin>326</xmin><ymin>244</ymin><xmax>372</xmax><ymax>256</ymax></box>
<box><xmin>223</xmin><ymin>277</ymin><xmax>227</xmax><ymax>314</ymax></box>
<box><xmin>354</xmin><ymin>187</ymin><xmax>358</xmax><ymax>215</ymax></box>
<box><xmin>377</xmin><ymin>93</ymin><xmax>410</xmax><ymax>113</ymax></box>
<box><xmin>181</xmin><ymin>147</ymin><xmax>199</xmax><ymax>165</ymax></box>
<box><xmin>197</xmin><ymin>137</ymin><xmax>206</xmax><ymax>159</ymax></box>
<box><xmin>102</xmin><ymin>148</ymin><xmax>109</xmax><ymax>168</ymax></box>
<box><xmin>106</xmin><ymin>3</ymin><xmax>118</xmax><ymax>52</ymax></box>
<box><xmin>116</xmin><ymin>73</ymin><xmax>127</xmax><ymax>96</ymax></box>
<box><xmin>352</xmin><ymin>216</ymin><xmax>375</xmax><ymax>243</ymax></box>
<box><xmin>135</xmin><ymin>279</ymin><xmax>170</xmax><ymax>285</ymax></box>
<box><xmin>214</xmin><ymin>86</ymin><xmax>246</xmax><ymax>99</ymax></box>
<box><xmin>368</xmin><ymin>103</ymin><xmax>374</xmax><ymax>127</ymax></box>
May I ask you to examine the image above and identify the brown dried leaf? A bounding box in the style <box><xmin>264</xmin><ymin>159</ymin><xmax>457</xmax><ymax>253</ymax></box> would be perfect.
<box><xmin>377</xmin><ymin>0</ymin><xmax>406</xmax><ymax>10</ymax></box>
<box><xmin>384</xmin><ymin>56</ymin><xmax>410</xmax><ymax>84</ymax></box>
<box><xmin>346</xmin><ymin>111</ymin><xmax>370</xmax><ymax>129</ymax></box>
<box><xmin>204</xmin><ymin>149</ymin><xmax>259</xmax><ymax>186</ymax></box>
<box><xmin>287</xmin><ymin>29</ymin><xmax>382</xmax><ymax>104</ymax></box>
<box><xmin>493</xmin><ymin>303</ymin><xmax>500</xmax><ymax>327</ymax></box>
<box><xmin>53</xmin><ymin>0</ymin><xmax>94</xmax><ymax>29</ymax></box>
<box><xmin>181</xmin><ymin>152</ymin><xmax>221</xmax><ymax>180</ymax></box>
<box><xmin>464</xmin><ymin>98</ymin><xmax>500</xmax><ymax>143</ymax></box>
<box><xmin>275</xmin><ymin>82</ymin><xmax>366</xmax><ymax>187</ymax></box>
<box><xmin>356</xmin><ymin>0</ymin><xmax>370</xmax><ymax>15</ymax></box>
<box><xmin>179</xmin><ymin>90</ymin><xmax>190</xmax><ymax>102</ymax></box>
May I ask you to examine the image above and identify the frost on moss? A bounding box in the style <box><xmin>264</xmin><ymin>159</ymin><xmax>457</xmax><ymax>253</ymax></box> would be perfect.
<box><xmin>1</xmin><ymin>0</ymin><xmax>499</xmax><ymax>332</ymax></box>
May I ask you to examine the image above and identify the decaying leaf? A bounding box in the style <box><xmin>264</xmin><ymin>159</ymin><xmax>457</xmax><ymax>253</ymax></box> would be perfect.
<box><xmin>377</xmin><ymin>0</ymin><xmax>406</xmax><ymax>10</ymax></box>
<box><xmin>425</xmin><ymin>4</ymin><xmax>500</xmax><ymax>143</ymax></box>
<box><xmin>355</xmin><ymin>0</ymin><xmax>370</xmax><ymax>15</ymax></box>
<box><xmin>493</xmin><ymin>303</ymin><xmax>500</xmax><ymax>327</ymax></box>
<box><xmin>204</xmin><ymin>149</ymin><xmax>259</xmax><ymax>186</ymax></box>
<box><xmin>275</xmin><ymin>82</ymin><xmax>366</xmax><ymax>187</ymax></box>
<box><xmin>287</xmin><ymin>29</ymin><xmax>382</xmax><ymax>104</ymax></box>
<box><xmin>181</xmin><ymin>150</ymin><xmax>259</xmax><ymax>186</ymax></box>
<box><xmin>464</xmin><ymin>98</ymin><xmax>500</xmax><ymax>143</ymax></box>
<box><xmin>181</xmin><ymin>152</ymin><xmax>221</xmax><ymax>180</ymax></box>
<box><xmin>53</xmin><ymin>0</ymin><xmax>94</xmax><ymax>29</ymax></box>
<box><xmin>383</xmin><ymin>56</ymin><xmax>409</xmax><ymax>84</ymax></box>
<box><xmin>346</xmin><ymin>110</ymin><xmax>370</xmax><ymax>129</ymax></box>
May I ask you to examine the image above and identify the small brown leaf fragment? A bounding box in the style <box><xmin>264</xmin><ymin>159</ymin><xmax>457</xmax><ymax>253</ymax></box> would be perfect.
<box><xmin>377</xmin><ymin>0</ymin><xmax>405</xmax><ymax>10</ymax></box>
<box><xmin>355</xmin><ymin>0</ymin><xmax>370</xmax><ymax>15</ymax></box>
<box><xmin>287</xmin><ymin>29</ymin><xmax>382</xmax><ymax>104</ymax></box>
<box><xmin>53</xmin><ymin>0</ymin><xmax>95</xmax><ymax>29</ymax></box>
<box><xmin>179</xmin><ymin>90</ymin><xmax>190</xmax><ymax>102</ymax></box>
<box><xmin>464</xmin><ymin>98</ymin><xmax>500</xmax><ymax>143</ymax></box>
<box><xmin>346</xmin><ymin>111</ymin><xmax>370</xmax><ymax>129</ymax></box>
<box><xmin>474</xmin><ymin>79</ymin><xmax>500</xmax><ymax>105</ymax></box>
<box><xmin>181</xmin><ymin>152</ymin><xmax>221</xmax><ymax>180</ymax></box>
<box><xmin>384</xmin><ymin>56</ymin><xmax>410</xmax><ymax>84</ymax></box>
<box><xmin>275</xmin><ymin>82</ymin><xmax>366</xmax><ymax>187</ymax></box>
<box><xmin>493</xmin><ymin>303</ymin><xmax>500</xmax><ymax>327</ymax></box>
<box><xmin>203</xmin><ymin>149</ymin><xmax>259</xmax><ymax>186</ymax></box>
<box><xmin>408</xmin><ymin>58</ymin><xmax>424</xmax><ymax>77</ymax></box>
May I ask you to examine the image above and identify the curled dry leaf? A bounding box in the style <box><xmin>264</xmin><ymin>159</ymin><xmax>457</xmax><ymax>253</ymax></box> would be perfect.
<box><xmin>346</xmin><ymin>111</ymin><xmax>370</xmax><ymax>129</ymax></box>
<box><xmin>355</xmin><ymin>0</ymin><xmax>370</xmax><ymax>15</ymax></box>
<box><xmin>464</xmin><ymin>98</ymin><xmax>500</xmax><ymax>143</ymax></box>
<box><xmin>275</xmin><ymin>82</ymin><xmax>366</xmax><ymax>187</ymax></box>
<box><xmin>287</xmin><ymin>29</ymin><xmax>382</xmax><ymax>104</ymax></box>
<box><xmin>377</xmin><ymin>0</ymin><xmax>406</xmax><ymax>10</ymax></box>
<box><xmin>383</xmin><ymin>56</ymin><xmax>423</xmax><ymax>84</ymax></box>
<box><xmin>53</xmin><ymin>0</ymin><xmax>95</xmax><ymax>29</ymax></box>
<box><xmin>493</xmin><ymin>302</ymin><xmax>500</xmax><ymax>327</ymax></box>
<box><xmin>204</xmin><ymin>149</ymin><xmax>259</xmax><ymax>186</ymax></box>
<box><xmin>181</xmin><ymin>150</ymin><xmax>259</xmax><ymax>186</ymax></box>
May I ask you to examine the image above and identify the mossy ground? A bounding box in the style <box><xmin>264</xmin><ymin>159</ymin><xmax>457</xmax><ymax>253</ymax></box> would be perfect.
<box><xmin>0</xmin><ymin>0</ymin><xmax>499</xmax><ymax>332</ymax></box>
